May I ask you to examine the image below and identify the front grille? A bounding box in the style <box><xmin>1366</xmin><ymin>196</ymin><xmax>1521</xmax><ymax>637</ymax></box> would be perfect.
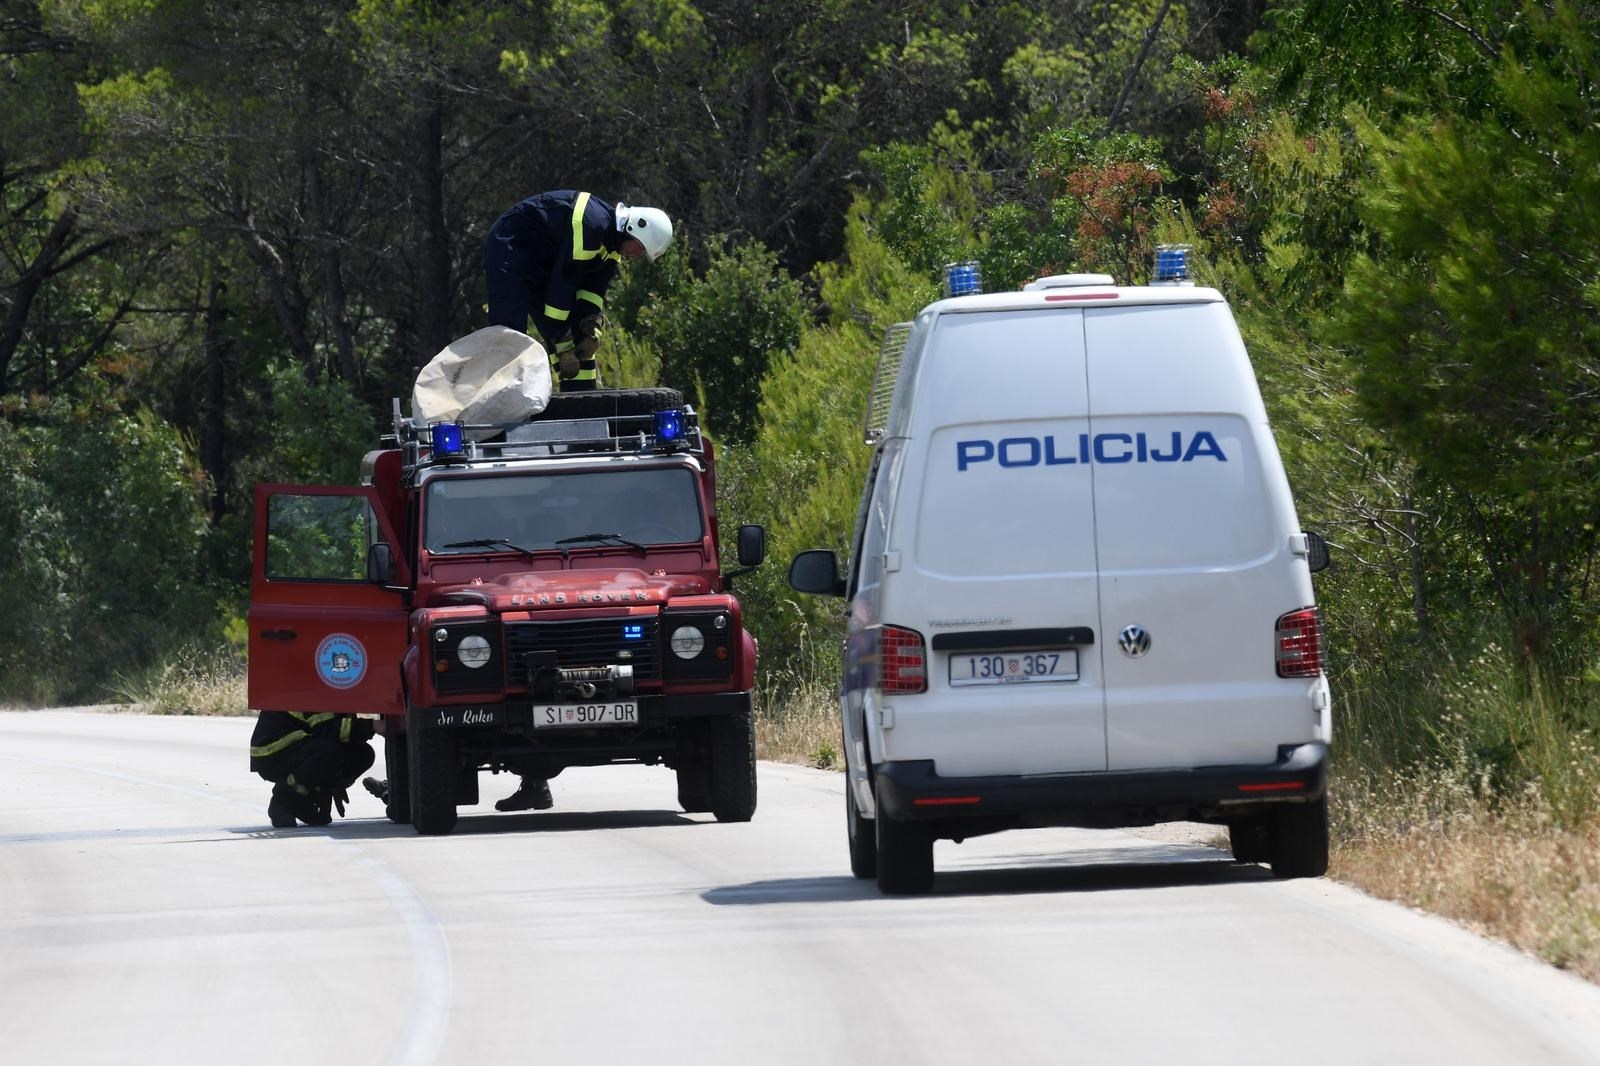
<box><xmin>504</xmin><ymin>618</ymin><xmax>661</xmax><ymax>686</ymax></box>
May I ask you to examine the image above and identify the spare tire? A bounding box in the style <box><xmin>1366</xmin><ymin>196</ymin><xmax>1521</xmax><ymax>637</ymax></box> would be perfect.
<box><xmin>540</xmin><ymin>388</ymin><xmax>684</xmax><ymax>420</ymax></box>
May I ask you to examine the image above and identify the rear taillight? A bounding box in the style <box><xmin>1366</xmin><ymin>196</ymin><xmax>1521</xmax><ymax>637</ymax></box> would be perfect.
<box><xmin>1275</xmin><ymin>607</ymin><xmax>1324</xmax><ymax>678</ymax></box>
<box><xmin>877</xmin><ymin>624</ymin><xmax>927</xmax><ymax>694</ymax></box>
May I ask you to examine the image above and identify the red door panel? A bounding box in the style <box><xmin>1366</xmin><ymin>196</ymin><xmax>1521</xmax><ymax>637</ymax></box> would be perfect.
<box><xmin>248</xmin><ymin>483</ymin><xmax>410</xmax><ymax>716</ymax></box>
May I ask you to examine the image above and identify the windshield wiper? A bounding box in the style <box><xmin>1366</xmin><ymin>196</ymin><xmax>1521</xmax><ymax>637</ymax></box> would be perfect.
<box><xmin>553</xmin><ymin>531</ymin><xmax>647</xmax><ymax>556</ymax></box>
<box><xmin>439</xmin><ymin>537</ymin><xmax>539</xmax><ymax>560</ymax></box>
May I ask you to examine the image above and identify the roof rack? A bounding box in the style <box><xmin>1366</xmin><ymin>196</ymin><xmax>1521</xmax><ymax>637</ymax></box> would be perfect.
<box><xmin>385</xmin><ymin>399</ymin><xmax>704</xmax><ymax>476</ymax></box>
<box><xmin>864</xmin><ymin>322</ymin><xmax>912</xmax><ymax>445</ymax></box>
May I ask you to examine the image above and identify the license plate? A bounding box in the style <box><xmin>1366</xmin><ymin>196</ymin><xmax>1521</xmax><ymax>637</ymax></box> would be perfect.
<box><xmin>532</xmin><ymin>701</ymin><xmax>639</xmax><ymax>728</ymax></box>
<box><xmin>948</xmin><ymin>649</ymin><xmax>1079</xmax><ymax>687</ymax></box>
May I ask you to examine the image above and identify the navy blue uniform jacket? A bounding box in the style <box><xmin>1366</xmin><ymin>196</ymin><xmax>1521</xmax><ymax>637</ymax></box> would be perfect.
<box><xmin>484</xmin><ymin>190</ymin><xmax>626</xmax><ymax>346</ymax></box>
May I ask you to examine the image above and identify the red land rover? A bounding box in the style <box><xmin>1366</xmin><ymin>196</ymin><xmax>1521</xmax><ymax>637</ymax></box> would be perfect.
<box><xmin>247</xmin><ymin>389</ymin><xmax>765</xmax><ymax>834</ymax></box>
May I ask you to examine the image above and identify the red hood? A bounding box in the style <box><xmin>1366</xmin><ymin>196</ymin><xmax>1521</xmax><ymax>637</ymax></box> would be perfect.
<box><xmin>432</xmin><ymin>568</ymin><xmax>712</xmax><ymax>610</ymax></box>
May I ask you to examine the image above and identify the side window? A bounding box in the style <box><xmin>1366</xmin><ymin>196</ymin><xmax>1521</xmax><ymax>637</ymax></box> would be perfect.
<box><xmin>266</xmin><ymin>494</ymin><xmax>375</xmax><ymax>581</ymax></box>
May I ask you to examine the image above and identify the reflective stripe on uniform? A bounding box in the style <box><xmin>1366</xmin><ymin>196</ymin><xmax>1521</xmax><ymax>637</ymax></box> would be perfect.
<box><xmin>250</xmin><ymin>731</ymin><xmax>308</xmax><ymax>759</ymax></box>
<box><xmin>543</xmin><ymin>303</ymin><xmax>571</xmax><ymax>322</ymax></box>
<box><xmin>340</xmin><ymin>717</ymin><xmax>352</xmax><ymax>742</ymax></box>
<box><xmin>570</xmin><ymin>191</ymin><xmax>599</xmax><ymax>260</ymax></box>
<box><xmin>576</xmin><ymin>290</ymin><xmax>604</xmax><ymax>311</ymax></box>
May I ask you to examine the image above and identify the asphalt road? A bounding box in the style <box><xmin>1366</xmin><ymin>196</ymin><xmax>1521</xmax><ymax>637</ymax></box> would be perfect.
<box><xmin>3</xmin><ymin>710</ymin><xmax>1600</xmax><ymax>1066</ymax></box>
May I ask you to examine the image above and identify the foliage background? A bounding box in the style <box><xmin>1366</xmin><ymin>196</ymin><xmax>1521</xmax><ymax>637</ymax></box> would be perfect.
<box><xmin>6</xmin><ymin>0</ymin><xmax>1600</xmax><ymax>824</ymax></box>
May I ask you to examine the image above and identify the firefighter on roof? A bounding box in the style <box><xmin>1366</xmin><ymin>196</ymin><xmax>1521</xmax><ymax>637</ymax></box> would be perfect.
<box><xmin>484</xmin><ymin>190</ymin><xmax>673</xmax><ymax>391</ymax></box>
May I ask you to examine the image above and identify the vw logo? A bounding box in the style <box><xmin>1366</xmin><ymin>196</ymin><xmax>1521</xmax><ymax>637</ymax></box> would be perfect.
<box><xmin>1118</xmin><ymin>624</ymin><xmax>1151</xmax><ymax>658</ymax></box>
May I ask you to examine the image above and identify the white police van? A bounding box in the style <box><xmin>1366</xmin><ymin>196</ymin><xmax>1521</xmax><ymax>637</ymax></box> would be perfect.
<box><xmin>789</xmin><ymin>254</ymin><xmax>1332</xmax><ymax>894</ymax></box>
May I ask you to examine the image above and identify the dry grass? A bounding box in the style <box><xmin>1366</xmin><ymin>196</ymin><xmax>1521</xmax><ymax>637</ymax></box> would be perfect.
<box><xmin>1332</xmin><ymin>757</ymin><xmax>1600</xmax><ymax>980</ymax></box>
<box><xmin>110</xmin><ymin>645</ymin><xmax>249</xmax><ymax>716</ymax></box>
<box><xmin>754</xmin><ymin>673</ymin><xmax>841</xmax><ymax>769</ymax></box>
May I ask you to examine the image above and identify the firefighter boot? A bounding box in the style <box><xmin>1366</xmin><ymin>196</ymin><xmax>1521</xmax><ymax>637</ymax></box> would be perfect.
<box><xmin>297</xmin><ymin>791</ymin><xmax>334</xmax><ymax>827</ymax></box>
<box><xmin>268</xmin><ymin>783</ymin><xmax>299</xmax><ymax>828</ymax></box>
<box><xmin>495</xmin><ymin>777</ymin><xmax>554</xmax><ymax>812</ymax></box>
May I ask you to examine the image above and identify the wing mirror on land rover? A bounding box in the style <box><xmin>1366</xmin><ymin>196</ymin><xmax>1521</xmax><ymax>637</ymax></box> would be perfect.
<box><xmin>721</xmin><ymin>524</ymin><xmax>767</xmax><ymax>586</ymax></box>
<box><xmin>788</xmin><ymin>549</ymin><xmax>846</xmax><ymax>598</ymax></box>
<box><xmin>737</xmin><ymin>524</ymin><xmax>766</xmax><ymax>567</ymax></box>
<box><xmin>367</xmin><ymin>542</ymin><xmax>394</xmax><ymax>584</ymax></box>
<box><xmin>1304</xmin><ymin>530</ymin><xmax>1330</xmax><ymax>573</ymax></box>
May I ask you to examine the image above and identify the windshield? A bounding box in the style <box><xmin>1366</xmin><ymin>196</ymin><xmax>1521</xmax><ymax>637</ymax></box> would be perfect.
<box><xmin>424</xmin><ymin>467</ymin><xmax>705</xmax><ymax>555</ymax></box>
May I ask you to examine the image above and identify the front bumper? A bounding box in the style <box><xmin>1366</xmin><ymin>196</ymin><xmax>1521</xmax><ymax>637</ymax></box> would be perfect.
<box><xmin>875</xmin><ymin>742</ymin><xmax>1328</xmax><ymax>828</ymax></box>
<box><xmin>411</xmin><ymin>690</ymin><xmax>751</xmax><ymax>730</ymax></box>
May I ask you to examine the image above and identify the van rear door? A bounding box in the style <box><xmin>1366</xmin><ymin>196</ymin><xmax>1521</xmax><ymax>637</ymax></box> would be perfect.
<box><xmin>1084</xmin><ymin>302</ymin><xmax>1314</xmax><ymax>771</ymax></box>
<box><xmin>891</xmin><ymin>308</ymin><xmax>1107</xmax><ymax>777</ymax></box>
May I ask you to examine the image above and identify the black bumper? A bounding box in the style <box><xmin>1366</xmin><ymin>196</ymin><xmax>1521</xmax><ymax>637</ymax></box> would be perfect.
<box><xmin>414</xmin><ymin>691</ymin><xmax>751</xmax><ymax>730</ymax></box>
<box><xmin>875</xmin><ymin>742</ymin><xmax>1328</xmax><ymax>826</ymax></box>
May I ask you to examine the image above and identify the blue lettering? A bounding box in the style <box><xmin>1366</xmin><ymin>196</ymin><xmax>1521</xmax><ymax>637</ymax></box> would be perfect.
<box><xmin>955</xmin><ymin>430</ymin><xmax>1228</xmax><ymax>469</ymax></box>
<box><xmin>1150</xmin><ymin>432</ymin><xmax>1183</xmax><ymax>462</ymax></box>
<box><xmin>1044</xmin><ymin>435</ymin><xmax>1076</xmax><ymax>465</ymax></box>
<box><xmin>957</xmin><ymin>440</ymin><xmax>994</xmax><ymax>470</ymax></box>
<box><xmin>1094</xmin><ymin>433</ymin><xmax>1133</xmax><ymax>463</ymax></box>
<box><xmin>998</xmin><ymin>437</ymin><xmax>1040</xmax><ymax>467</ymax></box>
<box><xmin>1183</xmin><ymin>431</ymin><xmax>1227</xmax><ymax>462</ymax></box>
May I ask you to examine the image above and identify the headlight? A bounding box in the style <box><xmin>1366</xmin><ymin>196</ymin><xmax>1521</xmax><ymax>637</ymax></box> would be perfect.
<box><xmin>669</xmin><ymin>625</ymin><xmax>705</xmax><ymax>659</ymax></box>
<box><xmin>457</xmin><ymin>634</ymin><xmax>493</xmax><ymax>669</ymax></box>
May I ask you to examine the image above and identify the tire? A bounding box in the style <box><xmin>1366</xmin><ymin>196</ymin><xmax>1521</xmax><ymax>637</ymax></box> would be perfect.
<box><xmin>1228</xmin><ymin>814</ymin><xmax>1271</xmax><ymax>863</ymax></box>
<box><xmin>540</xmin><ymin>387</ymin><xmax>685</xmax><ymax>420</ymax></box>
<box><xmin>384</xmin><ymin>727</ymin><xmax>411</xmax><ymax>825</ymax></box>
<box><xmin>875</xmin><ymin>811</ymin><xmax>934</xmax><ymax>895</ymax></box>
<box><xmin>407</xmin><ymin>705</ymin><xmax>459</xmax><ymax>836</ymax></box>
<box><xmin>707</xmin><ymin>710</ymin><xmax>757</xmax><ymax>823</ymax></box>
<box><xmin>846</xmin><ymin>781</ymin><xmax>876</xmax><ymax>880</ymax></box>
<box><xmin>1270</xmin><ymin>797</ymin><xmax>1329</xmax><ymax>879</ymax></box>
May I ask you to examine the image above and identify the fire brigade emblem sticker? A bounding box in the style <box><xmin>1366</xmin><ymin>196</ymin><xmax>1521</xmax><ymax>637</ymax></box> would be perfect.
<box><xmin>315</xmin><ymin>633</ymin><xmax>368</xmax><ymax>689</ymax></box>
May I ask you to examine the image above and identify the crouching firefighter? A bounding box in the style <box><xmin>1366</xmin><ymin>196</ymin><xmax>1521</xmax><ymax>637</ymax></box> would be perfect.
<box><xmin>249</xmin><ymin>711</ymin><xmax>376</xmax><ymax>828</ymax></box>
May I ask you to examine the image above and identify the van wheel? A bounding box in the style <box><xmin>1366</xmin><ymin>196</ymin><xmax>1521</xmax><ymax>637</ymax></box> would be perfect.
<box><xmin>1270</xmin><ymin>797</ymin><xmax>1329</xmax><ymax>879</ymax></box>
<box><xmin>708</xmin><ymin>710</ymin><xmax>757</xmax><ymax>823</ymax></box>
<box><xmin>541</xmin><ymin>388</ymin><xmax>684</xmax><ymax>420</ymax></box>
<box><xmin>1228</xmin><ymin>814</ymin><xmax>1271</xmax><ymax>863</ymax></box>
<box><xmin>384</xmin><ymin>728</ymin><xmax>411</xmax><ymax>825</ymax></box>
<box><xmin>846</xmin><ymin>783</ymin><xmax>876</xmax><ymax>879</ymax></box>
<box><xmin>875</xmin><ymin>813</ymin><xmax>933</xmax><ymax>895</ymax></box>
<box><xmin>407</xmin><ymin>706</ymin><xmax>459</xmax><ymax>836</ymax></box>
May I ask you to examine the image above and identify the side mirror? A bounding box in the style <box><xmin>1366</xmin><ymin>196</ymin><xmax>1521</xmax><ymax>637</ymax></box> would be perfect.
<box><xmin>788</xmin><ymin>549</ymin><xmax>846</xmax><ymax>597</ymax></box>
<box><xmin>737</xmin><ymin>524</ymin><xmax>766</xmax><ymax>568</ymax></box>
<box><xmin>367</xmin><ymin>542</ymin><xmax>394</xmax><ymax>584</ymax></box>
<box><xmin>1304</xmin><ymin>530</ymin><xmax>1330</xmax><ymax>573</ymax></box>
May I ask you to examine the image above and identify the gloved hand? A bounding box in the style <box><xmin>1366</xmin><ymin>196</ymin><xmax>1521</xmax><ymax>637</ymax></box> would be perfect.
<box><xmin>574</xmin><ymin>315</ymin><xmax>603</xmax><ymax>361</ymax></box>
<box><xmin>552</xmin><ymin>338</ymin><xmax>580</xmax><ymax>380</ymax></box>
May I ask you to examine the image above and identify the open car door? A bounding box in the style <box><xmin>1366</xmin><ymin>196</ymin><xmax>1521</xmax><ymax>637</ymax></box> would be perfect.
<box><xmin>248</xmin><ymin>483</ymin><xmax>411</xmax><ymax>716</ymax></box>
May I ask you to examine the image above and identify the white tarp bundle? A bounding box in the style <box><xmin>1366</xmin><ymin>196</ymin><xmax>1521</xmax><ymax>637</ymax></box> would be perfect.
<box><xmin>411</xmin><ymin>326</ymin><xmax>552</xmax><ymax>431</ymax></box>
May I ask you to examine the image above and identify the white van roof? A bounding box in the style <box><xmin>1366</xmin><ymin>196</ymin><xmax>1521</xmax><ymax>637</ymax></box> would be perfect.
<box><xmin>926</xmin><ymin>277</ymin><xmax>1225</xmax><ymax>314</ymax></box>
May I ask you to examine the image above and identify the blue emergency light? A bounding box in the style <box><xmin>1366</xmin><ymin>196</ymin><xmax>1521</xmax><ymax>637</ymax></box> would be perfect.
<box><xmin>431</xmin><ymin>421</ymin><xmax>464</xmax><ymax>457</ymax></box>
<box><xmin>944</xmin><ymin>261</ymin><xmax>982</xmax><ymax>297</ymax></box>
<box><xmin>1153</xmin><ymin>245</ymin><xmax>1190</xmax><ymax>283</ymax></box>
<box><xmin>654</xmin><ymin>408</ymin><xmax>684</xmax><ymax>443</ymax></box>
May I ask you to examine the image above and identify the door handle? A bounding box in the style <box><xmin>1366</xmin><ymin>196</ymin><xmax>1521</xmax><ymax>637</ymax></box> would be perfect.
<box><xmin>262</xmin><ymin>628</ymin><xmax>297</xmax><ymax>641</ymax></box>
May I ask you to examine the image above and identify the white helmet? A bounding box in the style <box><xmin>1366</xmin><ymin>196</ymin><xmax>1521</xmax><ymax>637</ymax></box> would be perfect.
<box><xmin>616</xmin><ymin>204</ymin><xmax>674</xmax><ymax>261</ymax></box>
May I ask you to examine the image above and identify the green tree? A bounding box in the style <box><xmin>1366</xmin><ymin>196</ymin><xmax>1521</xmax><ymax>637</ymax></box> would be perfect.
<box><xmin>1329</xmin><ymin>3</ymin><xmax>1600</xmax><ymax>664</ymax></box>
